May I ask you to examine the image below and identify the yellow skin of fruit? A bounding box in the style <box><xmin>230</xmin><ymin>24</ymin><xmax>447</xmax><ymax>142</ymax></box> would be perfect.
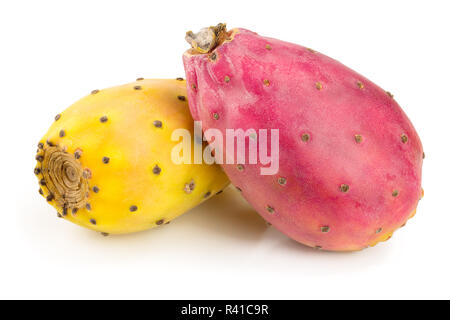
<box><xmin>35</xmin><ymin>79</ymin><xmax>229</xmax><ymax>234</ymax></box>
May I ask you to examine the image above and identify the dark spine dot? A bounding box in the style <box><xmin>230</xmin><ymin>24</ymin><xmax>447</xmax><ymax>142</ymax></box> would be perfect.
<box><xmin>82</xmin><ymin>168</ymin><xmax>92</xmax><ymax>179</ymax></box>
<box><xmin>136</xmin><ymin>77</ymin><xmax>144</xmax><ymax>81</ymax></box>
<box><xmin>59</xmin><ymin>130</ymin><xmax>65</xmax><ymax>138</ymax></box>
<box><xmin>133</xmin><ymin>85</ymin><xmax>142</xmax><ymax>90</ymax></box>
<box><xmin>72</xmin><ymin>208</ymin><xmax>78</xmax><ymax>215</ymax></box>
<box><xmin>92</xmin><ymin>186</ymin><xmax>99</xmax><ymax>193</ymax></box>
<box><xmin>74</xmin><ymin>150</ymin><xmax>82</xmax><ymax>159</ymax></box>
<box><xmin>216</xmin><ymin>190</ymin><xmax>223</xmax><ymax>195</ymax></box>
<box><xmin>152</xmin><ymin>165</ymin><xmax>161</xmax><ymax>175</ymax></box>
<box><xmin>204</xmin><ymin>191</ymin><xmax>211</xmax><ymax>198</ymax></box>
<box><xmin>156</xmin><ymin>219</ymin><xmax>165</xmax><ymax>225</ymax></box>
<box><xmin>100</xmin><ymin>116</ymin><xmax>108</xmax><ymax>123</ymax></box>
<box><xmin>235</xmin><ymin>186</ymin><xmax>242</xmax><ymax>192</ymax></box>
<box><xmin>36</xmin><ymin>155</ymin><xmax>44</xmax><ymax>162</ymax></box>
<box><xmin>47</xmin><ymin>140</ymin><xmax>54</xmax><ymax>147</ymax></box>
<box><xmin>176</xmin><ymin>77</ymin><xmax>184</xmax><ymax>81</ymax></box>
<box><xmin>38</xmin><ymin>142</ymin><xmax>44</xmax><ymax>149</ymax></box>
<box><xmin>90</xmin><ymin>219</ymin><xmax>96</xmax><ymax>225</ymax></box>
<box><xmin>62</xmin><ymin>207</ymin><xmax>68</xmax><ymax>216</ymax></box>
<box><xmin>386</xmin><ymin>91</ymin><xmax>394</xmax><ymax>98</ymax></box>
<box><xmin>210</xmin><ymin>52</ymin><xmax>217</xmax><ymax>61</ymax></box>
<box><xmin>320</xmin><ymin>226</ymin><xmax>330</xmax><ymax>233</ymax></box>
<box><xmin>129</xmin><ymin>205</ymin><xmax>138</xmax><ymax>212</ymax></box>
<box><xmin>177</xmin><ymin>95</ymin><xmax>186</xmax><ymax>101</ymax></box>
<box><xmin>40</xmin><ymin>179</ymin><xmax>46</xmax><ymax>186</ymax></box>
<box><xmin>91</xmin><ymin>89</ymin><xmax>99</xmax><ymax>94</ymax></box>
<box><xmin>57</xmin><ymin>213</ymin><xmax>62</xmax><ymax>218</ymax></box>
<box><xmin>39</xmin><ymin>188</ymin><xmax>44</xmax><ymax>195</ymax></box>
<box><xmin>101</xmin><ymin>232</ymin><xmax>109</xmax><ymax>236</ymax></box>
<box><xmin>376</xmin><ymin>228</ymin><xmax>383</xmax><ymax>234</ymax></box>
<box><xmin>422</xmin><ymin>152</ymin><xmax>425</xmax><ymax>159</ymax></box>
<box><xmin>55</xmin><ymin>114</ymin><xmax>61</xmax><ymax>121</ymax></box>
<box><xmin>301</xmin><ymin>133</ymin><xmax>310</xmax><ymax>142</ymax></box>
<box><xmin>86</xmin><ymin>203</ymin><xmax>91</xmax><ymax>211</ymax></box>
<box><xmin>153</xmin><ymin>120</ymin><xmax>163</xmax><ymax>128</ymax></box>
<box><xmin>266</xmin><ymin>206</ymin><xmax>275</xmax><ymax>214</ymax></box>
<box><xmin>34</xmin><ymin>167</ymin><xmax>41</xmax><ymax>175</ymax></box>
<box><xmin>278</xmin><ymin>177</ymin><xmax>287</xmax><ymax>186</ymax></box>
<box><xmin>46</xmin><ymin>194</ymin><xmax>54</xmax><ymax>202</ymax></box>
<box><xmin>102</xmin><ymin>157</ymin><xmax>110</xmax><ymax>164</ymax></box>
<box><xmin>401</xmin><ymin>134</ymin><xmax>408</xmax><ymax>143</ymax></box>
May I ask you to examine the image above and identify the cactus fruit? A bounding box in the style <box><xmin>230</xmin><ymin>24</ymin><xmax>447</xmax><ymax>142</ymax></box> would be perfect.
<box><xmin>35</xmin><ymin>79</ymin><xmax>229</xmax><ymax>234</ymax></box>
<box><xmin>183</xmin><ymin>24</ymin><xmax>423</xmax><ymax>251</ymax></box>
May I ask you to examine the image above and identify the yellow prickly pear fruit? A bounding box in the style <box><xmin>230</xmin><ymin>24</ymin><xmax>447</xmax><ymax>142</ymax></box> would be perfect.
<box><xmin>34</xmin><ymin>79</ymin><xmax>229</xmax><ymax>235</ymax></box>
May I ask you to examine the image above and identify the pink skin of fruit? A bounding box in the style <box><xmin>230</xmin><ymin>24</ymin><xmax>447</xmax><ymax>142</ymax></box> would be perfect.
<box><xmin>183</xmin><ymin>25</ymin><xmax>423</xmax><ymax>251</ymax></box>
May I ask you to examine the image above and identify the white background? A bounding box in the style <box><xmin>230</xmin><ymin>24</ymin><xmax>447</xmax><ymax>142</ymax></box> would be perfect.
<box><xmin>1</xmin><ymin>0</ymin><xmax>449</xmax><ymax>299</ymax></box>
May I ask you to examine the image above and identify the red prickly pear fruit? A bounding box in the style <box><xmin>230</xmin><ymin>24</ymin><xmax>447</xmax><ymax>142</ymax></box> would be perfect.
<box><xmin>183</xmin><ymin>24</ymin><xmax>423</xmax><ymax>252</ymax></box>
